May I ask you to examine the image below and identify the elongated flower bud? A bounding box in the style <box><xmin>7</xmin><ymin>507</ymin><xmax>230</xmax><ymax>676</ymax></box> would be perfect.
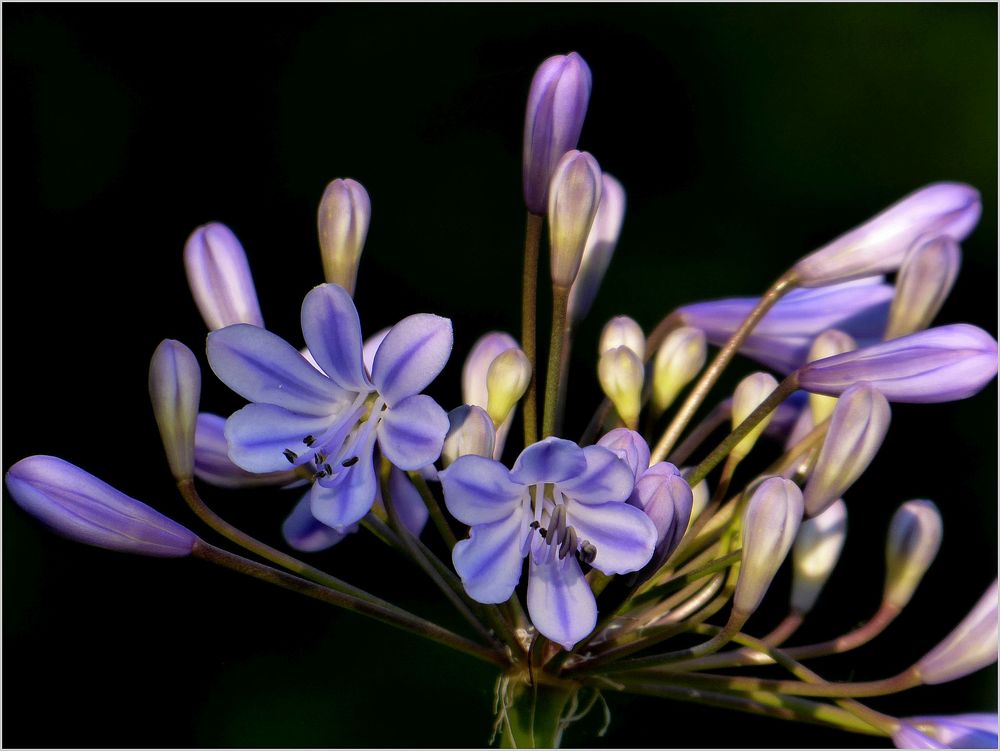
<box><xmin>194</xmin><ymin>413</ymin><xmax>301</xmax><ymax>489</ymax></box>
<box><xmin>485</xmin><ymin>348</ymin><xmax>531</xmax><ymax>426</ymax></box>
<box><xmin>802</xmin><ymin>383</ymin><xmax>890</xmax><ymax>517</ymax></box>
<box><xmin>149</xmin><ymin>339</ymin><xmax>201</xmax><ymax>481</ymax></box>
<box><xmin>568</xmin><ymin>173</ymin><xmax>626</xmax><ymax>323</ymax></box>
<box><xmin>184</xmin><ymin>222</ymin><xmax>264</xmax><ymax>330</ymax></box>
<box><xmin>805</xmin><ymin>330</ymin><xmax>857</xmax><ymax>425</ymax></box>
<box><xmin>885</xmin><ymin>236</ymin><xmax>962</xmax><ymax>340</ymax></box>
<box><xmin>915</xmin><ymin>580</ymin><xmax>998</xmax><ymax>685</ymax></box>
<box><xmin>797</xmin><ymin>324</ymin><xmax>999</xmax><ymax>404</ymax></box>
<box><xmin>549</xmin><ymin>150</ymin><xmax>603</xmax><ymax>289</ymax></box>
<box><xmin>522</xmin><ymin>52</ymin><xmax>592</xmax><ymax>214</ymax></box>
<box><xmin>441</xmin><ymin>405</ymin><xmax>496</xmax><ymax>468</ymax></box>
<box><xmin>652</xmin><ymin>326</ymin><xmax>707</xmax><ymax>414</ymax></box>
<box><xmin>730</xmin><ymin>372</ymin><xmax>780</xmax><ymax>461</ymax></box>
<box><xmin>632</xmin><ymin>462</ymin><xmax>693</xmax><ymax>566</ymax></box>
<box><xmin>884</xmin><ymin>500</ymin><xmax>943</xmax><ymax>610</ymax></box>
<box><xmin>791</xmin><ymin>499</ymin><xmax>847</xmax><ymax>614</ymax></box>
<box><xmin>5</xmin><ymin>455</ymin><xmax>197</xmax><ymax>557</ymax></box>
<box><xmin>598</xmin><ymin>428</ymin><xmax>651</xmax><ymax>482</ymax></box>
<box><xmin>599</xmin><ymin>315</ymin><xmax>645</xmax><ymax>359</ymax></box>
<box><xmin>734</xmin><ymin>477</ymin><xmax>803</xmax><ymax>617</ymax></box>
<box><xmin>317</xmin><ymin>178</ymin><xmax>371</xmax><ymax>296</ymax></box>
<box><xmin>687</xmin><ymin>473</ymin><xmax>710</xmax><ymax>528</ymax></box>
<box><xmin>792</xmin><ymin>183</ymin><xmax>980</xmax><ymax>287</ymax></box>
<box><xmin>462</xmin><ymin>332</ymin><xmax>521</xmax><ymax>458</ymax></box>
<box><xmin>893</xmin><ymin>714</ymin><xmax>999</xmax><ymax>749</ymax></box>
<box><xmin>598</xmin><ymin>345</ymin><xmax>644</xmax><ymax>429</ymax></box>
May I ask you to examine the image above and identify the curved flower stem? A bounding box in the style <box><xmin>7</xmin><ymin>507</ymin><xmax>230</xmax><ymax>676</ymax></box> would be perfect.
<box><xmin>628</xmin><ymin>550</ymin><xmax>742</xmax><ymax>610</ymax></box>
<box><xmin>192</xmin><ymin>540</ymin><xmax>507</xmax><ymax>668</ymax></box>
<box><xmin>667</xmin><ymin>399</ymin><xmax>732</xmax><ymax>467</ymax></box>
<box><xmin>579</xmin><ymin>398</ymin><xmax>612</xmax><ymax>446</ymax></box>
<box><xmin>543</xmin><ymin>284</ymin><xmax>571</xmax><ymax>438</ymax></box>
<box><xmin>650</xmin><ymin>272</ymin><xmax>797</xmax><ymax>464</ymax></box>
<box><xmin>762</xmin><ymin>611</ymin><xmax>805</xmax><ymax>646</ymax></box>
<box><xmin>407</xmin><ymin>471</ymin><xmax>458</xmax><ymax>550</ymax></box>
<box><xmin>522</xmin><ymin>211</ymin><xmax>544</xmax><ymax>447</ymax></box>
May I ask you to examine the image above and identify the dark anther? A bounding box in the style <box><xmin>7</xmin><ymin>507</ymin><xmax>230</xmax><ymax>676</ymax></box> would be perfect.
<box><xmin>578</xmin><ymin>541</ymin><xmax>597</xmax><ymax>565</ymax></box>
<box><xmin>315</xmin><ymin>452</ymin><xmax>327</xmax><ymax>465</ymax></box>
<box><xmin>324</xmin><ymin>463</ymin><xmax>334</xmax><ymax>475</ymax></box>
<box><xmin>538</xmin><ymin>527</ymin><xmax>547</xmax><ymax>539</ymax></box>
<box><xmin>342</xmin><ymin>456</ymin><xmax>359</xmax><ymax>467</ymax></box>
<box><xmin>303</xmin><ymin>435</ymin><xmax>316</xmax><ymax>446</ymax></box>
<box><xmin>314</xmin><ymin>470</ymin><xmax>327</xmax><ymax>479</ymax></box>
<box><xmin>529</xmin><ymin>520</ymin><xmax>540</xmax><ymax>530</ymax></box>
<box><xmin>283</xmin><ymin>449</ymin><xmax>298</xmax><ymax>464</ymax></box>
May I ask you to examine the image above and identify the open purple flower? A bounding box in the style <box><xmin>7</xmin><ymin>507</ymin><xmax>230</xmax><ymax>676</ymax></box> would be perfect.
<box><xmin>440</xmin><ymin>437</ymin><xmax>656</xmax><ymax>649</ymax></box>
<box><xmin>207</xmin><ymin>283</ymin><xmax>452</xmax><ymax>532</ymax></box>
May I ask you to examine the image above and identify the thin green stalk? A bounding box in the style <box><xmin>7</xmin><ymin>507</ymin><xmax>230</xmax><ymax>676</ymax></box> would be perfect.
<box><xmin>666</xmin><ymin>399</ymin><xmax>732</xmax><ymax>467</ymax></box>
<box><xmin>407</xmin><ymin>471</ymin><xmax>458</xmax><ymax>550</ymax></box>
<box><xmin>542</xmin><ymin>284</ymin><xmax>571</xmax><ymax>438</ymax></box>
<box><xmin>628</xmin><ymin>550</ymin><xmax>742</xmax><ymax>610</ymax></box>
<box><xmin>522</xmin><ymin>211</ymin><xmax>544</xmax><ymax>447</ymax></box>
<box><xmin>553</xmin><ymin>324</ymin><xmax>573</xmax><ymax>436</ymax></box>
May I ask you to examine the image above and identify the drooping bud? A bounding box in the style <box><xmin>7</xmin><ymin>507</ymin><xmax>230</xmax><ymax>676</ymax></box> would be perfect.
<box><xmin>885</xmin><ymin>236</ymin><xmax>962</xmax><ymax>340</ymax></box>
<box><xmin>792</xmin><ymin>183</ymin><xmax>980</xmax><ymax>287</ymax></box>
<box><xmin>461</xmin><ymin>332</ymin><xmax>520</xmax><ymax>458</ymax></box>
<box><xmin>149</xmin><ymin>339</ymin><xmax>201</xmax><ymax>481</ymax></box>
<box><xmin>801</xmin><ymin>383</ymin><xmax>890</xmax><ymax>517</ymax></box>
<box><xmin>805</xmin><ymin>329</ymin><xmax>857</xmax><ymax>425</ymax></box>
<box><xmin>733</xmin><ymin>477</ymin><xmax>803</xmax><ymax>617</ymax></box>
<box><xmin>791</xmin><ymin>499</ymin><xmax>847</xmax><ymax>614</ymax></box>
<box><xmin>884</xmin><ymin>500</ymin><xmax>943</xmax><ymax>610</ymax></box>
<box><xmin>652</xmin><ymin>326</ymin><xmax>707</xmax><ymax>414</ymax></box>
<box><xmin>730</xmin><ymin>372</ymin><xmax>780</xmax><ymax>461</ymax></box>
<box><xmin>441</xmin><ymin>405</ymin><xmax>496</xmax><ymax>468</ymax></box>
<box><xmin>548</xmin><ymin>150</ymin><xmax>603</xmax><ymax>289</ymax></box>
<box><xmin>631</xmin><ymin>462</ymin><xmax>693</xmax><ymax>567</ymax></box>
<box><xmin>485</xmin><ymin>348</ymin><xmax>532</xmax><ymax>426</ymax></box>
<box><xmin>797</xmin><ymin>324</ymin><xmax>999</xmax><ymax>404</ymax></box>
<box><xmin>599</xmin><ymin>315</ymin><xmax>645</xmax><ymax>359</ymax></box>
<box><xmin>522</xmin><ymin>52</ymin><xmax>592</xmax><ymax>214</ymax></box>
<box><xmin>183</xmin><ymin>222</ymin><xmax>264</xmax><ymax>330</ymax></box>
<box><xmin>317</xmin><ymin>178</ymin><xmax>371</xmax><ymax>296</ymax></box>
<box><xmin>194</xmin><ymin>413</ymin><xmax>301</xmax><ymax>489</ymax></box>
<box><xmin>5</xmin><ymin>455</ymin><xmax>197</xmax><ymax>557</ymax></box>
<box><xmin>598</xmin><ymin>428</ymin><xmax>651</xmax><ymax>483</ymax></box>
<box><xmin>598</xmin><ymin>345</ymin><xmax>644</xmax><ymax>429</ymax></box>
<box><xmin>915</xmin><ymin>580</ymin><xmax>998</xmax><ymax>685</ymax></box>
<box><xmin>892</xmin><ymin>714</ymin><xmax>999</xmax><ymax>749</ymax></box>
<box><xmin>568</xmin><ymin>173</ymin><xmax>626</xmax><ymax>323</ymax></box>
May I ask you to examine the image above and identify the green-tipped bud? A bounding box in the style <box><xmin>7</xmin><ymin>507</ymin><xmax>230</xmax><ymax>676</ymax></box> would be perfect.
<box><xmin>485</xmin><ymin>348</ymin><xmax>532</xmax><ymax>427</ymax></box>
<box><xmin>806</xmin><ymin>330</ymin><xmax>857</xmax><ymax>425</ymax></box>
<box><xmin>884</xmin><ymin>500</ymin><xmax>943</xmax><ymax>611</ymax></box>
<box><xmin>652</xmin><ymin>326</ymin><xmax>707</xmax><ymax>414</ymax></box>
<box><xmin>730</xmin><ymin>372</ymin><xmax>780</xmax><ymax>461</ymax></box>
<box><xmin>791</xmin><ymin>499</ymin><xmax>847</xmax><ymax>614</ymax></box>
<box><xmin>598</xmin><ymin>345</ymin><xmax>644</xmax><ymax>429</ymax></box>
<box><xmin>885</xmin><ymin>236</ymin><xmax>962</xmax><ymax>340</ymax></box>
<box><xmin>599</xmin><ymin>315</ymin><xmax>645</xmax><ymax>359</ymax></box>
<box><xmin>734</xmin><ymin>477</ymin><xmax>804</xmax><ymax>618</ymax></box>
<box><xmin>149</xmin><ymin>339</ymin><xmax>202</xmax><ymax>481</ymax></box>
<box><xmin>318</xmin><ymin>178</ymin><xmax>371</xmax><ymax>296</ymax></box>
<box><xmin>441</xmin><ymin>405</ymin><xmax>496</xmax><ymax>468</ymax></box>
<box><xmin>802</xmin><ymin>383</ymin><xmax>891</xmax><ymax>517</ymax></box>
<box><xmin>548</xmin><ymin>150</ymin><xmax>603</xmax><ymax>289</ymax></box>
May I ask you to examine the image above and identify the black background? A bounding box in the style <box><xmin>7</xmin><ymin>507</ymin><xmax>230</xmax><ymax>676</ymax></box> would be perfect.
<box><xmin>3</xmin><ymin>4</ymin><xmax>997</xmax><ymax>748</ymax></box>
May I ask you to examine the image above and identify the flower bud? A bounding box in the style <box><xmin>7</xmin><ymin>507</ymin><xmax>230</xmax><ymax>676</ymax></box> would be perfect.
<box><xmin>884</xmin><ymin>500</ymin><xmax>943</xmax><ymax>611</ymax></box>
<box><xmin>730</xmin><ymin>372</ymin><xmax>780</xmax><ymax>461</ymax></box>
<box><xmin>652</xmin><ymin>326</ymin><xmax>707</xmax><ymax>414</ymax></box>
<box><xmin>485</xmin><ymin>348</ymin><xmax>532</xmax><ymax>426</ymax></box>
<box><xmin>568</xmin><ymin>173</ymin><xmax>626</xmax><ymax>323</ymax></box>
<box><xmin>149</xmin><ymin>339</ymin><xmax>201</xmax><ymax>481</ymax></box>
<box><xmin>441</xmin><ymin>405</ymin><xmax>496</xmax><ymax>468</ymax></box>
<box><xmin>598</xmin><ymin>428</ymin><xmax>651</xmax><ymax>483</ymax></box>
<box><xmin>797</xmin><ymin>324</ymin><xmax>999</xmax><ymax>404</ymax></box>
<box><xmin>893</xmin><ymin>714</ymin><xmax>998</xmax><ymax>749</ymax></box>
<box><xmin>461</xmin><ymin>332</ymin><xmax>520</xmax><ymax>457</ymax></box>
<box><xmin>548</xmin><ymin>150</ymin><xmax>603</xmax><ymax>288</ymax></box>
<box><xmin>734</xmin><ymin>477</ymin><xmax>804</xmax><ymax>617</ymax></box>
<box><xmin>805</xmin><ymin>329</ymin><xmax>857</xmax><ymax>425</ymax></box>
<box><xmin>686</xmin><ymin>472</ymin><xmax>710</xmax><ymax>528</ymax></box>
<box><xmin>632</xmin><ymin>462</ymin><xmax>693</xmax><ymax>565</ymax></box>
<box><xmin>916</xmin><ymin>580</ymin><xmax>998</xmax><ymax>685</ymax></box>
<box><xmin>194</xmin><ymin>413</ymin><xmax>301</xmax><ymax>489</ymax></box>
<box><xmin>598</xmin><ymin>345</ymin><xmax>644</xmax><ymax>429</ymax></box>
<box><xmin>885</xmin><ymin>236</ymin><xmax>962</xmax><ymax>340</ymax></box>
<box><xmin>791</xmin><ymin>499</ymin><xmax>847</xmax><ymax>614</ymax></box>
<box><xmin>599</xmin><ymin>315</ymin><xmax>645</xmax><ymax>359</ymax></box>
<box><xmin>283</xmin><ymin>493</ymin><xmax>355</xmax><ymax>552</ymax></box>
<box><xmin>522</xmin><ymin>52</ymin><xmax>592</xmax><ymax>214</ymax></box>
<box><xmin>792</xmin><ymin>183</ymin><xmax>980</xmax><ymax>287</ymax></box>
<box><xmin>183</xmin><ymin>222</ymin><xmax>264</xmax><ymax>330</ymax></box>
<box><xmin>801</xmin><ymin>383</ymin><xmax>890</xmax><ymax>517</ymax></box>
<box><xmin>5</xmin><ymin>455</ymin><xmax>197</xmax><ymax>557</ymax></box>
<box><xmin>317</xmin><ymin>178</ymin><xmax>371</xmax><ymax>296</ymax></box>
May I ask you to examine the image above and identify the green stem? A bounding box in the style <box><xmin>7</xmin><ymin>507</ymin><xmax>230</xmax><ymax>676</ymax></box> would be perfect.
<box><xmin>628</xmin><ymin>550</ymin><xmax>742</xmax><ymax>610</ymax></box>
<box><xmin>553</xmin><ymin>324</ymin><xmax>573</xmax><ymax>436</ymax></box>
<box><xmin>542</xmin><ymin>284</ymin><xmax>571</xmax><ymax>438</ymax></box>
<box><xmin>522</xmin><ymin>211</ymin><xmax>544</xmax><ymax>447</ymax></box>
<box><xmin>666</xmin><ymin>398</ymin><xmax>732</xmax><ymax>467</ymax></box>
<box><xmin>407</xmin><ymin>471</ymin><xmax>458</xmax><ymax>550</ymax></box>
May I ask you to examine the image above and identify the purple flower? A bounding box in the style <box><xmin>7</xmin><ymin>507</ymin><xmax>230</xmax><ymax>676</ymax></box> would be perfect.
<box><xmin>6</xmin><ymin>456</ymin><xmax>196</xmax><ymax>557</ymax></box>
<box><xmin>184</xmin><ymin>222</ymin><xmax>264</xmax><ymax>331</ymax></box>
<box><xmin>678</xmin><ymin>278</ymin><xmax>895</xmax><ymax>373</ymax></box>
<box><xmin>440</xmin><ymin>437</ymin><xmax>656</xmax><ymax>649</ymax></box>
<box><xmin>207</xmin><ymin>283</ymin><xmax>451</xmax><ymax>532</ymax></box>
<box><xmin>893</xmin><ymin>714</ymin><xmax>999</xmax><ymax>749</ymax></box>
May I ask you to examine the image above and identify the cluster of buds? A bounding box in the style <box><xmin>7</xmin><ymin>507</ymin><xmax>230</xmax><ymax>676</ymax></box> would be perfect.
<box><xmin>6</xmin><ymin>51</ymin><xmax>997</xmax><ymax>749</ymax></box>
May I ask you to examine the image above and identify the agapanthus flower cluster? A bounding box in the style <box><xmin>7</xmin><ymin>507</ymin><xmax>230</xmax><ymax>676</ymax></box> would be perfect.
<box><xmin>6</xmin><ymin>52</ymin><xmax>998</xmax><ymax>749</ymax></box>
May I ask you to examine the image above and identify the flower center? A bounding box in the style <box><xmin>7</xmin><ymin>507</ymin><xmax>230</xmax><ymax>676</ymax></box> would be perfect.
<box><xmin>528</xmin><ymin>492</ymin><xmax>597</xmax><ymax>565</ymax></box>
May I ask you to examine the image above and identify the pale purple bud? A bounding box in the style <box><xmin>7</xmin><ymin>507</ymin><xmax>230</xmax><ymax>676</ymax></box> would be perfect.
<box><xmin>461</xmin><ymin>332</ymin><xmax>520</xmax><ymax>459</ymax></box>
<box><xmin>734</xmin><ymin>477</ymin><xmax>803</xmax><ymax>617</ymax></box>
<box><xmin>485</xmin><ymin>348</ymin><xmax>532</xmax><ymax>426</ymax></box>
<box><xmin>5</xmin><ymin>455</ymin><xmax>197</xmax><ymax>557</ymax></box>
<box><xmin>916</xmin><ymin>580</ymin><xmax>998</xmax><ymax>685</ymax></box>
<box><xmin>652</xmin><ymin>326</ymin><xmax>707</xmax><ymax>414</ymax></box>
<box><xmin>183</xmin><ymin>222</ymin><xmax>264</xmax><ymax>330</ymax></box>
<box><xmin>791</xmin><ymin>499</ymin><xmax>847</xmax><ymax>614</ymax></box>
<box><xmin>730</xmin><ymin>372</ymin><xmax>780</xmax><ymax>461</ymax></box>
<box><xmin>441</xmin><ymin>405</ymin><xmax>496</xmax><ymax>468</ymax></box>
<box><xmin>802</xmin><ymin>383</ymin><xmax>890</xmax><ymax>517</ymax></box>
<box><xmin>548</xmin><ymin>150</ymin><xmax>603</xmax><ymax>288</ymax></box>
<box><xmin>599</xmin><ymin>315</ymin><xmax>645</xmax><ymax>359</ymax></box>
<box><xmin>792</xmin><ymin>183</ymin><xmax>980</xmax><ymax>287</ymax></box>
<box><xmin>806</xmin><ymin>329</ymin><xmax>857</xmax><ymax>425</ymax></box>
<box><xmin>632</xmin><ymin>462</ymin><xmax>694</xmax><ymax>566</ymax></box>
<box><xmin>598</xmin><ymin>345</ymin><xmax>644</xmax><ymax>430</ymax></box>
<box><xmin>568</xmin><ymin>173</ymin><xmax>626</xmax><ymax>323</ymax></box>
<box><xmin>893</xmin><ymin>714</ymin><xmax>999</xmax><ymax>749</ymax></box>
<box><xmin>317</xmin><ymin>178</ymin><xmax>371</xmax><ymax>296</ymax></box>
<box><xmin>194</xmin><ymin>413</ymin><xmax>301</xmax><ymax>489</ymax></box>
<box><xmin>884</xmin><ymin>500</ymin><xmax>943</xmax><ymax>610</ymax></box>
<box><xmin>885</xmin><ymin>236</ymin><xmax>962</xmax><ymax>340</ymax></box>
<box><xmin>522</xmin><ymin>52</ymin><xmax>592</xmax><ymax>214</ymax></box>
<box><xmin>598</xmin><ymin>428</ymin><xmax>651</xmax><ymax>483</ymax></box>
<box><xmin>797</xmin><ymin>324</ymin><xmax>999</xmax><ymax>404</ymax></box>
<box><xmin>149</xmin><ymin>339</ymin><xmax>201</xmax><ymax>480</ymax></box>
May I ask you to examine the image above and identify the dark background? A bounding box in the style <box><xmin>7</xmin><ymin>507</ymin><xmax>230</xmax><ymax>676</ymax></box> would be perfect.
<box><xmin>3</xmin><ymin>4</ymin><xmax>997</xmax><ymax>748</ymax></box>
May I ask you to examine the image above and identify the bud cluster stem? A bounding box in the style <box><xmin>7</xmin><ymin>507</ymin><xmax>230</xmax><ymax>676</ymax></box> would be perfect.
<box><xmin>522</xmin><ymin>212</ymin><xmax>544</xmax><ymax>446</ymax></box>
<box><xmin>543</xmin><ymin>284</ymin><xmax>572</xmax><ymax>437</ymax></box>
